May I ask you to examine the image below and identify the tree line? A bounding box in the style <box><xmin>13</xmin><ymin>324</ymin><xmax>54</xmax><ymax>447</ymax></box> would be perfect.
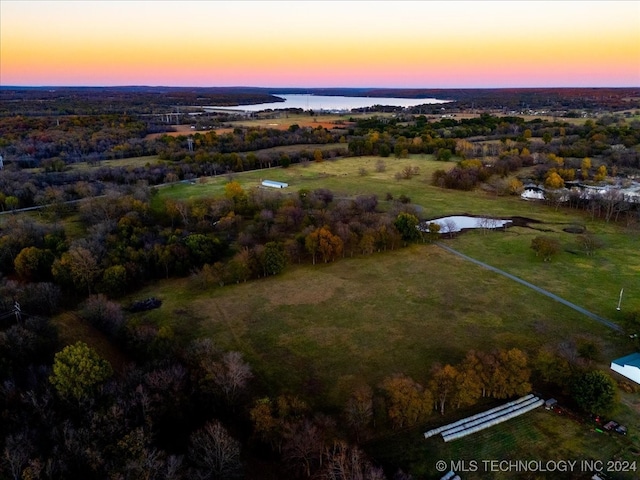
<box><xmin>1</xmin><ymin>180</ymin><xmax>432</xmax><ymax>308</ymax></box>
<box><xmin>1</xmin><ymin>111</ymin><xmax>638</xmax><ymax>213</ymax></box>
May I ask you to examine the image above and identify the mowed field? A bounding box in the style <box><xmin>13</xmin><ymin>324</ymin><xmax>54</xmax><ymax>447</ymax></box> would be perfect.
<box><xmin>138</xmin><ymin>154</ymin><xmax>640</xmax><ymax>477</ymax></box>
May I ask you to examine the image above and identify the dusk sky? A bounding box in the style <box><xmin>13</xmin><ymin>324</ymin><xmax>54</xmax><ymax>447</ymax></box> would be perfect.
<box><xmin>1</xmin><ymin>1</ymin><xmax>639</xmax><ymax>88</ymax></box>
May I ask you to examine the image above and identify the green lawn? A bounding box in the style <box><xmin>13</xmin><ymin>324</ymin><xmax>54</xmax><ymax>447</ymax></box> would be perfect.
<box><xmin>127</xmin><ymin>238</ymin><xmax>639</xmax><ymax>479</ymax></box>
<box><xmin>154</xmin><ymin>155</ymin><xmax>575</xmax><ymax>220</ymax></box>
<box><xmin>145</xmin><ymin>155</ymin><xmax>640</xmax><ymax>399</ymax></box>
<box><xmin>448</xmin><ymin>223</ymin><xmax>640</xmax><ymax>329</ymax></box>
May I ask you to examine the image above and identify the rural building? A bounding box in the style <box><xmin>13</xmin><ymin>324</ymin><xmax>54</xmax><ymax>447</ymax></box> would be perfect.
<box><xmin>610</xmin><ymin>353</ymin><xmax>640</xmax><ymax>385</ymax></box>
<box><xmin>520</xmin><ymin>184</ymin><xmax>545</xmax><ymax>201</ymax></box>
<box><xmin>261</xmin><ymin>180</ymin><xmax>288</xmax><ymax>189</ymax></box>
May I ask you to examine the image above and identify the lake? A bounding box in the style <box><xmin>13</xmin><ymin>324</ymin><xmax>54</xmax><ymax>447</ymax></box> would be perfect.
<box><xmin>203</xmin><ymin>94</ymin><xmax>450</xmax><ymax>113</ymax></box>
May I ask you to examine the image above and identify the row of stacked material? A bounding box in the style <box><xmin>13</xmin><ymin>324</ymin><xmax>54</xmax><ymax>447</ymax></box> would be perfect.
<box><xmin>424</xmin><ymin>394</ymin><xmax>544</xmax><ymax>442</ymax></box>
<box><xmin>440</xmin><ymin>471</ymin><xmax>461</xmax><ymax>480</ymax></box>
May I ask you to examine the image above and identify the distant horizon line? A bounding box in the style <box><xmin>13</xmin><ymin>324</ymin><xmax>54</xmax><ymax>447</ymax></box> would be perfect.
<box><xmin>2</xmin><ymin>85</ymin><xmax>639</xmax><ymax>90</ymax></box>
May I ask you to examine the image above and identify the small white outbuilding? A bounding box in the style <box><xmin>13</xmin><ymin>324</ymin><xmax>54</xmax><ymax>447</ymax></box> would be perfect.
<box><xmin>610</xmin><ymin>352</ymin><xmax>640</xmax><ymax>385</ymax></box>
<box><xmin>261</xmin><ymin>180</ymin><xmax>288</xmax><ymax>189</ymax></box>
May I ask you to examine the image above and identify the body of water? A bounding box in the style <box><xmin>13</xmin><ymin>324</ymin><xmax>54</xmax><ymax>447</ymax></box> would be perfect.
<box><xmin>421</xmin><ymin>216</ymin><xmax>512</xmax><ymax>233</ymax></box>
<box><xmin>203</xmin><ymin>94</ymin><xmax>450</xmax><ymax>113</ymax></box>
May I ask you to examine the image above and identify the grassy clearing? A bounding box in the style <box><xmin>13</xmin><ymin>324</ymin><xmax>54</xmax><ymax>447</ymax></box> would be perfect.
<box><xmin>67</xmin><ymin>155</ymin><xmax>163</xmax><ymax>172</ymax></box>
<box><xmin>154</xmin><ymin>156</ymin><xmax>639</xmax><ymax>328</ymax></box>
<box><xmin>226</xmin><ymin>112</ymin><xmax>364</xmax><ymax>130</ymax></box>
<box><xmin>448</xmin><ymin>223</ymin><xmax>640</xmax><ymax>327</ymax></box>
<box><xmin>127</xmin><ymin>240</ymin><xmax>639</xmax><ymax>478</ymax></box>
<box><xmin>128</xmin><ymin>243</ymin><xmax>626</xmax><ymax>409</ymax></box>
<box><xmin>52</xmin><ymin>312</ymin><xmax>131</xmax><ymax>373</ymax></box>
<box><xmin>154</xmin><ymin>154</ymin><xmax>595</xmax><ymax>222</ymax></box>
<box><xmin>155</xmin><ymin>155</ymin><xmax>458</xmax><ymax>205</ymax></box>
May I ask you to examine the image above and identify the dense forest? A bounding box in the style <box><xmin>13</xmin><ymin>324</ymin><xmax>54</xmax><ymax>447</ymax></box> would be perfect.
<box><xmin>1</xmin><ymin>87</ymin><xmax>639</xmax><ymax>479</ymax></box>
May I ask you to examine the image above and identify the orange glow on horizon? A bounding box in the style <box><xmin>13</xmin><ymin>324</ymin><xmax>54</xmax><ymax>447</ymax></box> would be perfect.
<box><xmin>2</xmin><ymin>1</ymin><xmax>638</xmax><ymax>88</ymax></box>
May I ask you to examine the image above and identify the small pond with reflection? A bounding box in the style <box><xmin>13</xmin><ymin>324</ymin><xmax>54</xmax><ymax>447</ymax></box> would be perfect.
<box><xmin>420</xmin><ymin>216</ymin><xmax>513</xmax><ymax>234</ymax></box>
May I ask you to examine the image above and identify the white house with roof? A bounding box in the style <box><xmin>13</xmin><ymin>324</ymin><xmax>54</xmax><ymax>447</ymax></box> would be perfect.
<box><xmin>610</xmin><ymin>353</ymin><xmax>640</xmax><ymax>385</ymax></box>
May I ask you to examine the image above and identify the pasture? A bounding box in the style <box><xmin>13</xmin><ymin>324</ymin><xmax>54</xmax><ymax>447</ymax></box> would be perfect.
<box><xmin>226</xmin><ymin>112</ymin><xmax>358</xmax><ymax>131</ymax></box>
<box><xmin>68</xmin><ymin>155</ymin><xmax>163</xmax><ymax>171</ymax></box>
<box><xmin>155</xmin><ymin>153</ymin><xmax>610</xmax><ymax>222</ymax></box>
<box><xmin>153</xmin><ymin>154</ymin><xmax>640</xmax><ymax>340</ymax></box>
<box><xmin>140</xmin><ymin>153</ymin><xmax>640</xmax><ymax>476</ymax></box>
<box><xmin>129</xmin><ymin>241</ymin><xmax>630</xmax><ymax>409</ymax></box>
<box><xmin>128</xmin><ymin>236</ymin><xmax>639</xmax><ymax>478</ymax></box>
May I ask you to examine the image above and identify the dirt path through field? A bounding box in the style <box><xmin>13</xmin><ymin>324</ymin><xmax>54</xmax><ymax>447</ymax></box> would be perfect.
<box><xmin>436</xmin><ymin>243</ymin><xmax>624</xmax><ymax>333</ymax></box>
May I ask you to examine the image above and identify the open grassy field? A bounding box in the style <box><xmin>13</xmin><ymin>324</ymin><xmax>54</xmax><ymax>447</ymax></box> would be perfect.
<box><xmin>67</xmin><ymin>155</ymin><xmax>164</xmax><ymax>172</ymax></box>
<box><xmin>144</xmin><ymin>113</ymin><xmax>359</xmax><ymax>139</ymax></box>
<box><xmin>227</xmin><ymin>112</ymin><xmax>358</xmax><ymax>130</ymax></box>
<box><xmin>128</xmin><ymin>241</ymin><xmax>639</xmax><ymax>479</ymax></box>
<box><xmin>129</xmin><ymin>242</ymin><xmax>631</xmax><ymax>407</ymax></box>
<box><xmin>138</xmin><ymin>154</ymin><xmax>640</xmax><ymax>478</ymax></box>
<box><xmin>154</xmin><ymin>154</ymin><xmax>639</xmax><ymax>337</ymax></box>
<box><xmin>155</xmin><ymin>154</ymin><xmax>585</xmax><ymax>219</ymax></box>
<box><xmin>449</xmin><ymin>225</ymin><xmax>640</xmax><ymax>324</ymax></box>
<box><xmin>156</xmin><ymin>154</ymin><xmax>462</xmax><ymax>209</ymax></box>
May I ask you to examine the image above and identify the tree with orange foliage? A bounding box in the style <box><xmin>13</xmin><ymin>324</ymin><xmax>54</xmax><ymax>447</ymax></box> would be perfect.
<box><xmin>581</xmin><ymin>157</ymin><xmax>592</xmax><ymax>180</ymax></box>
<box><xmin>429</xmin><ymin>364</ymin><xmax>459</xmax><ymax>415</ymax></box>
<box><xmin>224</xmin><ymin>180</ymin><xmax>246</xmax><ymax>203</ymax></box>
<box><xmin>379</xmin><ymin>373</ymin><xmax>432</xmax><ymax>428</ymax></box>
<box><xmin>305</xmin><ymin>226</ymin><xmax>343</xmax><ymax>264</ymax></box>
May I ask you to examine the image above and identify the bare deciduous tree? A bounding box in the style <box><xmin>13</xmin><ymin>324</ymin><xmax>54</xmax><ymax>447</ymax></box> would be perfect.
<box><xmin>3</xmin><ymin>431</ymin><xmax>32</xmax><ymax>480</ymax></box>
<box><xmin>282</xmin><ymin>419</ymin><xmax>324</xmax><ymax>477</ymax></box>
<box><xmin>319</xmin><ymin>441</ymin><xmax>386</xmax><ymax>480</ymax></box>
<box><xmin>344</xmin><ymin>385</ymin><xmax>373</xmax><ymax>441</ymax></box>
<box><xmin>209</xmin><ymin>351</ymin><xmax>253</xmax><ymax>405</ymax></box>
<box><xmin>188</xmin><ymin>420</ymin><xmax>242</xmax><ymax>480</ymax></box>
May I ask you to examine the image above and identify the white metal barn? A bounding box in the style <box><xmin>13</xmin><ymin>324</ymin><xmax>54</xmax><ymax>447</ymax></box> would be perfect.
<box><xmin>611</xmin><ymin>353</ymin><xmax>640</xmax><ymax>385</ymax></box>
<box><xmin>261</xmin><ymin>180</ymin><xmax>288</xmax><ymax>189</ymax></box>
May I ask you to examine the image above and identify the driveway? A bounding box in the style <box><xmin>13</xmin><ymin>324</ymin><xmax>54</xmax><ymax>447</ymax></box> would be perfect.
<box><xmin>436</xmin><ymin>243</ymin><xmax>624</xmax><ymax>333</ymax></box>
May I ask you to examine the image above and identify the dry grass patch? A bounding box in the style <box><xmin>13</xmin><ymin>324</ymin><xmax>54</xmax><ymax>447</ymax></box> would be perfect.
<box><xmin>267</xmin><ymin>271</ymin><xmax>347</xmax><ymax>306</ymax></box>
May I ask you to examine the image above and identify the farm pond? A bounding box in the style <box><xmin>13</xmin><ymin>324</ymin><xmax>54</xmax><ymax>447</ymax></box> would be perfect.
<box><xmin>420</xmin><ymin>216</ymin><xmax>513</xmax><ymax>234</ymax></box>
